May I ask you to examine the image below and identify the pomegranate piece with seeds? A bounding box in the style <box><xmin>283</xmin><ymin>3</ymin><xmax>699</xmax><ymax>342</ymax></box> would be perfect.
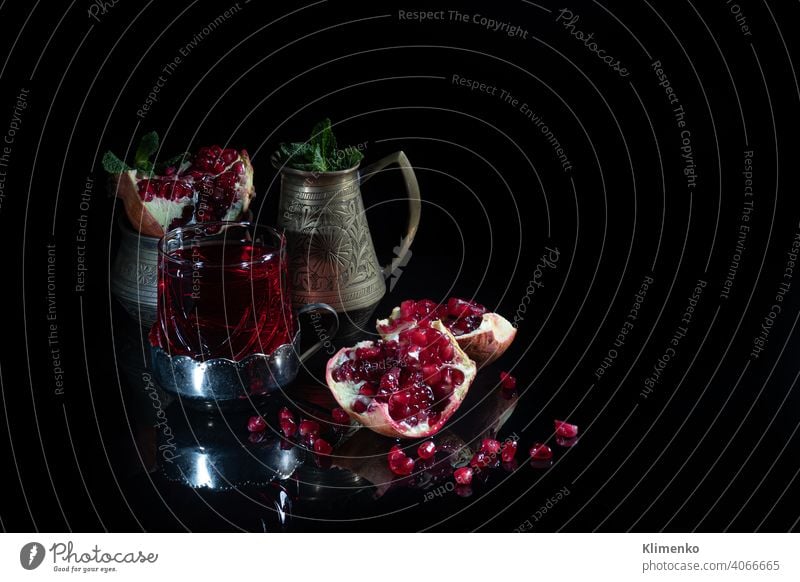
<box><xmin>554</xmin><ymin>419</ymin><xmax>578</xmax><ymax>439</ymax></box>
<box><xmin>454</xmin><ymin>466</ymin><xmax>473</xmax><ymax>485</ymax></box>
<box><xmin>106</xmin><ymin>139</ymin><xmax>255</xmax><ymax>237</ymax></box>
<box><xmin>377</xmin><ymin>298</ymin><xmax>516</xmax><ymax>367</ymax></box>
<box><xmin>326</xmin><ymin>321</ymin><xmax>476</xmax><ymax>439</ymax></box>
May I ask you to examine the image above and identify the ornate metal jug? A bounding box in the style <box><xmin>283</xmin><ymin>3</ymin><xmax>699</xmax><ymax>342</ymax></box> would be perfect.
<box><xmin>275</xmin><ymin>151</ymin><xmax>421</xmax><ymax>319</ymax></box>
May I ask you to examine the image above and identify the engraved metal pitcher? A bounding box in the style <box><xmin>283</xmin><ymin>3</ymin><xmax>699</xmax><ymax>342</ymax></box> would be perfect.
<box><xmin>274</xmin><ymin>151</ymin><xmax>421</xmax><ymax>316</ymax></box>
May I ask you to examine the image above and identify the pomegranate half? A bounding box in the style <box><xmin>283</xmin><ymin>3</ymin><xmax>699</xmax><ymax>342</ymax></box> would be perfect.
<box><xmin>110</xmin><ymin>145</ymin><xmax>255</xmax><ymax>237</ymax></box>
<box><xmin>325</xmin><ymin>321</ymin><xmax>477</xmax><ymax>439</ymax></box>
<box><xmin>377</xmin><ymin>298</ymin><xmax>516</xmax><ymax>368</ymax></box>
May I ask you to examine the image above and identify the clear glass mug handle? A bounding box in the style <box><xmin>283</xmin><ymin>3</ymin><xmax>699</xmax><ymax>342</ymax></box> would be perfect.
<box><xmin>296</xmin><ymin>303</ymin><xmax>339</xmax><ymax>363</ymax></box>
<box><xmin>359</xmin><ymin>151</ymin><xmax>421</xmax><ymax>278</ymax></box>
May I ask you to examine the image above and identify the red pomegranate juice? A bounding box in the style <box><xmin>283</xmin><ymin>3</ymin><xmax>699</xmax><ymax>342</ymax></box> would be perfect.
<box><xmin>149</xmin><ymin>239</ymin><xmax>295</xmax><ymax>360</ymax></box>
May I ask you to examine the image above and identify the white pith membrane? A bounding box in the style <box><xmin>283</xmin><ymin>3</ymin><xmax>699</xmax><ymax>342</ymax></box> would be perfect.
<box><xmin>325</xmin><ymin>321</ymin><xmax>477</xmax><ymax>439</ymax></box>
<box><xmin>377</xmin><ymin>305</ymin><xmax>517</xmax><ymax>368</ymax></box>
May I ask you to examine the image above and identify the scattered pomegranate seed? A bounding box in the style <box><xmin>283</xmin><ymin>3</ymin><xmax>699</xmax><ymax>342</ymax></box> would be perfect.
<box><xmin>529</xmin><ymin>442</ymin><xmax>553</xmax><ymax>461</ymax></box>
<box><xmin>332</xmin><ymin>407</ymin><xmax>350</xmax><ymax>425</ymax></box>
<box><xmin>279</xmin><ymin>407</ymin><xmax>294</xmax><ymax>422</ymax></box>
<box><xmin>481</xmin><ymin>438</ymin><xmax>502</xmax><ymax>454</ymax></box>
<box><xmin>554</xmin><ymin>419</ymin><xmax>579</xmax><ymax>438</ymax></box>
<box><xmin>279</xmin><ymin>418</ymin><xmax>297</xmax><ymax>438</ymax></box>
<box><xmin>314</xmin><ymin>438</ymin><xmax>333</xmax><ymax>455</ymax></box>
<box><xmin>501</xmin><ymin>441</ymin><xmax>518</xmax><ymax>463</ymax></box>
<box><xmin>454</xmin><ymin>466</ymin><xmax>473</xmax><ymax>485</ymax></box>
<box><xmin>247</xmin><ymin>416</ymin><xmax>266</xmax><ymax>433</ymax></box>
<box><xmin>388</xmin><ymin>452</ymin><xmax>415</xmax><ymax>476</ymax></box>
<box><xmin>499</xmin><ymin>371</ymin><xmax>517</xmax><ymax>391</ymax></box>
<box><xmin>418</xmin><ymin>440</ymin><xmax>437</xmax><ymax>460</ymax></box>
<box><xmin>298</xmin><ymin>420</ymin><xmax>320</xmax><ymax>437</ymax></box>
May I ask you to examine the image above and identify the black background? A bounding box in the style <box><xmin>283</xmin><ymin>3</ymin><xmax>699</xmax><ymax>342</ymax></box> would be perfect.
<box><xmin>1</xmin><ymin>0</ymin><xmax>800</xmax><ymax>532</ymax></box>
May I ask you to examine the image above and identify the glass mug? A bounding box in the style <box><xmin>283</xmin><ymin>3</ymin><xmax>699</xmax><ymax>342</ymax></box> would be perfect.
<box><xmin>148</xmin><ymin>221</ymin><xmax>338</xmax><ymax>403</ymax></box>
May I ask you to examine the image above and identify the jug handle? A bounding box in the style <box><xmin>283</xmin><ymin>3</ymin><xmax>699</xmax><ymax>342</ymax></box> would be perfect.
<box><xmin>296</xmin><ymin>303</ymin><xmax>340</xmax><ymax>363</ymax></box>
<box><xmin>359</xmin><ymin>151</ymin><xmax>421</xmax><ymax>279</ymax></box>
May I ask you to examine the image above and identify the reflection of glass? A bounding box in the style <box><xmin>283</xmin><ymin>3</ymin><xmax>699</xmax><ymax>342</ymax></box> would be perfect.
<box><xmin>149</xmin><ymin>222</ymin><xmax>296</xmax><ymax>361</ymax></box>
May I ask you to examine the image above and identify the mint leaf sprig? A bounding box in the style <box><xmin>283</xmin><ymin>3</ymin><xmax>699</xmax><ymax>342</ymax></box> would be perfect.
<box><xmin>102</xmin><ymin>131</ymin><xmax>190</xmax><ymax>176</ymax></box>
<box><xmin>275</xmin><ymin>118</ymin><xmax>364</xmax><ymax>172</ymax></box>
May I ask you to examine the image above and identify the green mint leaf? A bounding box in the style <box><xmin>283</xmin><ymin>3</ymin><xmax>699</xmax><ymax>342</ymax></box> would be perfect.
<box><xmin>310</xmin><ymin>118</ymin><xmax>336</xmax><ymax>160</ymax></box>
<box><xmin>311</xmin><ymin>143</ymin><xmax>328</xmax><ymax>172</ymax></box>
<box><xmin>101</xmin><ymin>151</ymin><xmax>132</xmax><ymax>174</ymax></box>
<box><xmin>135</xmin><ymin>131</ymin><xmax>159</xmax><ymax>170</ymax></box>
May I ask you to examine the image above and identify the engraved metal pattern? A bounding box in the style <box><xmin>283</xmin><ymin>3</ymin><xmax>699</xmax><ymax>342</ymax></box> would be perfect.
<box><xmin>111</xmin><ymin>220</ymin><xmax>160</xmax><ymax>326</ymax></box>
<box><xmin>277</xmin><ymin>167</ymin><xmax>385</xmax><ymax>312</ymax></box>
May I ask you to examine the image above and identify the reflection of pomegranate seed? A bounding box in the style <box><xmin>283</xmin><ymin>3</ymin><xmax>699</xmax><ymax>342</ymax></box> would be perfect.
<box><xmin>501</xmin><ymin>441</ymin><xmax>518</xmax><ymax>463</ymax></box>
<box><xmin>454</xmin><ymin>466</ymin><xmax>473</xmax><ymax>485</ymax></box>
<box><xmin>298</xmin><ymin>420</ymin><xmax>320</xmax><ymax>437</ymax></box>
<box><xmin>554</xmin><ymin>419</ymin><xmax>578</xmax><ymax>438</ymax></box>
<box><xmin>499</xmin><ymin>371</ymin><xmax>517</xmax><ymax>391</ymax></box>
<box><xmin>418</xmin><ymin>440</ymin><xmax>437</xmax><ymax>459</ymax></box>
<box><xmin>529</xmin><ymin>443</ymin><xmax>553</xmax><ymax>460</ymax></box>
<box><xmin>481</xmin><ymin>439</ymin><xmax>502</xmax><ymax>454</ymax></box>
<box><xmin>279</xmin><ymin>407</ymin><xmax>294</xmax><ymax>422</ymax></box>
<box><xmin>332</xmin><ymin>408</ymin><xmax>350</xmax><ymax>425</ymax></box>
<box><xmin>247</xmin><ymin>416</ymin><xmax>266</xmax><ymax>433</ymax></box>
<box><xmin>556</xmin><ymin>436</ymin><xmax>578</xmax><ymax>448</ymax></box>
<box><xmin>455</xmin><ymin>484</ymin><xmax>473</xmax><ymax>497</ymax></box>
<box><xmin>470</xmin><ymin>451</ymin><xmax>492</xmax><ymax>469</ymax></box>
<box><xmin>314</xmin><ymin>438</ymin><xmax>333</xmax><ymax>455</ymax></box>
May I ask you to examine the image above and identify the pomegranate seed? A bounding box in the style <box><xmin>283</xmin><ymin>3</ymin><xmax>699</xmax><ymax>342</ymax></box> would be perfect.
<box><xmin>247</xmin><ymin>416</ymin><xmax>266</xmax><ymax>433</ymax></box>
<box><xmin>314</xmin><ymin>438</ymin><xmax>333</xmax><ymax>455</ymax></box>
<box><xmin>280</xmin><ymin>418</ymin><xmax>297</xmax><ymax>438</ymax></box>
<box><xmin>279</xmin><ymin>407</ymin><xmax>294</xmax><ymax>422</ymax></box>
<box><xmin>454</xmin><ymin>466</ymin><xmax>473</xmax><ymax>485</ymax></box>
<box><xmin>298</xmin><ymin>420</ymin><xmax>320</xmax><ymax>437</ymax></box>
<box><xmin>418</xmin><ymin>440</ymin><xmax>437</xmax><ymax>459</ymax></box>
<box><xmin>529</xmin><ymin>442</ymin><xmax>553</xmax><ymax>461</ymax></box>
<box><xmin>447</xmin><ymin>297</ymin><xmax>472</xmax><ymax>318</ymax></box>
<box><xmin>388</xmin><ymin>450</ymin><xmax>414</xmax><ymax>476</ymax></box>
<box><xmin>332</xmin><ymin>407</ymin><xmax>350</xmax><ymax>425</ymax></box>
<box><xmin>409</xmin><ymin>328</ymin><xmax>429</xmax><ymax>347</ymax></box>
<box><xmin>400</xmin><ymin>300</ymin><xmax>416</xmax><ymax>318</ymax></box>
<box><xmin>554</xmin><ymin>419</ymin><xmax>578</xmax><ymax>438</ymax></box>
<box><xmin>501</xmin><ymin>441</ymin><xmax>518</xmax><ymax>463</ymax></box>
<box><xmin>351</xmin><ymin>397</ymin><xmax>368</xmax><ymax>414</ymax></box>
<box><xmin>481</xmin><ymin>438</ymin><xmax>502</xmax><ymax>454</ymax></box>
<box><xmin>438</xmin><ymin>341</ymin><xmax>455</xmax><ymax>362</ymax></box>
<box><xmin>499</xmin><ymin>371</ymin><xmax>517</xmax><ymax>391</ymax></box>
